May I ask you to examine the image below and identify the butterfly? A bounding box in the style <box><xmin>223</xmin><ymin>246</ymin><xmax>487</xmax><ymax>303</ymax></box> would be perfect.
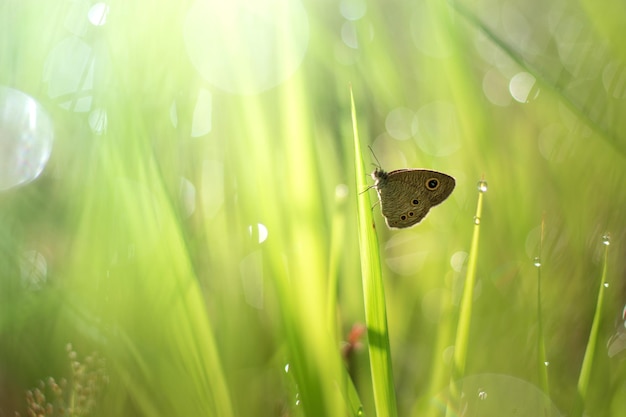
<box><xmin>371</xmin><ymin>166</ymin><xmax>455</xmax><ymax>228</ymax></box>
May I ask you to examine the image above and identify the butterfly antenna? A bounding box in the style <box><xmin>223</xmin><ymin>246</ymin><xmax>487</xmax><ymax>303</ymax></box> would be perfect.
<box><xmin>359</xmin><ymin>184</ymin><xmax>376</xmax><ymax>195</ymax></box>
<box><xmin>368</xmin><ymin>145</ymin><xmax>382</xmax><ymax>168</ymax></box>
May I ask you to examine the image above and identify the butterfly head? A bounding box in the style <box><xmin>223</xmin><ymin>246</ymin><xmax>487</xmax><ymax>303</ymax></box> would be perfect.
<box><xmin>371</xmin><ymin>167</ymin><xmax>388</xmax><ymax>184</ymax></box>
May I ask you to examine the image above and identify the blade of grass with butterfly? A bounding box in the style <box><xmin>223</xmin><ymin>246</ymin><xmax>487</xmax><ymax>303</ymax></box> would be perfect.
<box><xmin>351</xmin><ymin>86</ymin><xmax>399</xmax><ymax>417</ymax></box>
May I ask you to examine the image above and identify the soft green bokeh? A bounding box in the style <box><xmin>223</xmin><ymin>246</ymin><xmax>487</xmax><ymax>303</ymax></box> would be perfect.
<box><xmin>1</xmin><ymin>0</ymin><xmax>625</xmax><ymax>416</ymax></box>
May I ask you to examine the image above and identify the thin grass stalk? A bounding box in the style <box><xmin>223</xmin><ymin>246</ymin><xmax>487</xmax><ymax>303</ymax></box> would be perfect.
<box><xmin>573</xmin><ymin>234</ymin><xmax>611</xmax><ymax>417</ymax></box>
<box><xmin>536</xmin><ymin>259</ymin><xmax>552</xmax><ymax>416</ymax></box>
<box><xmin>536</xmin><ymin>218</ymin><xmax>550</xmax><ymax>403</ymax></box>
<box><xmin>327</xmin><ymin>187</ymin><xmax>347</xmax><ymax>334</ymax></box>
<box><xmin>447</xmin><ymin>180</ymin><xmax>486</xmax><ymax>414</ymax></box>
<box><xmin>326</xmin><ymin>187</ymin><xmax>365</xmax><ymax>416</ymax></box>
<box><xmin>351</xmin><ymin>87</ymin><xmax>398</xmax><ymax>417</ymax></box>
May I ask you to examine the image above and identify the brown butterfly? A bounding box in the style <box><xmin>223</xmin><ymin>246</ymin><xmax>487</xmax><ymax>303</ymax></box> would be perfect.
<box><xmin>371</xmin><ymin>167</ymin><xmax>455</xmax><ymax>228</ymax></box>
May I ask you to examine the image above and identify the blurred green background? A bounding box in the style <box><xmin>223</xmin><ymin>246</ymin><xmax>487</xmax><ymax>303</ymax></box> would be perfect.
<box><xmin>1</xmin><ymin>0</ymin><xmax>626</xmax><ymax>416</ymax></box>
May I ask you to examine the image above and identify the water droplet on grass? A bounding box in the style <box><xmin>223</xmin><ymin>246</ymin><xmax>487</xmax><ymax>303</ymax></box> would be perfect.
<box><xmin>477</xmin><ymin>179</ymin><xmax>488</xmax><ymax>192</ymax></box>
<box><xmin>473</xmin><ymin>216</ymin><xmax>481</xmax><ymax>225</ymax></box>
<box><xmin>533</xmin><ymin>257</ymin><xmax>541</xmax><ymax>267</ymax></box>
<box><xmin>602</xmin><ymin>234</ymin><xmax>610</xmax><ymax>245</ymax></box>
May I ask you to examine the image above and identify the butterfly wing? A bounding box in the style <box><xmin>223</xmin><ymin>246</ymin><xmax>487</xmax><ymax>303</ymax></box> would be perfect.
<box><xmin>376</xmin><ymin>169</ymin><xmax>455</xmax><ymax>228</ymax></box>
<box><xmin>388</xmin><ymin>170</ymin><xmax>455</xmax><ymax>206</ymax></box>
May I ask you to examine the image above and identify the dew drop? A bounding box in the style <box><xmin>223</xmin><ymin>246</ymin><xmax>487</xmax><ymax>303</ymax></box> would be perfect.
<box><xmin>284</xmin><ymin>363</ymin><xmax>290</xmax><ymax>373</ymax></box>
<box><xmin>604</xmin><ymin>282</ymin><xmax>609</xmax><ymax>288</ymax></box>
<box><xmin>544</xmin><ymin>361</ymin><xmax>550</xmax><ymax>366</ymax></box>
<box><xmin>248</xmin><ymin>223</ymin><xmax>269</xmax><ymax>244</ymax></box>
<box><xmin>602</xmin><ymin>234</ymin><xmax>611</xmax><ymax>245</ymax></box>
<box><xmin>533</xmin><ymin>257</ymin><xmax>541</xmax><ymax>267</ymax></box>
<box><xmin>473</xmin><ymin>216</ymin><xmax>481</xmax><ymax>225</ymax></box>
<box><xmin>478</xmin><ymin>389</ymin><xmax>487</xmax><ymax>400</ymax></box>
<box><xmin>477</xmin><ymin>180</ymin><xmax>488</xmax><ymax>193</ymax></box>
<box><xmin>357</xmin><ymin>407</ymin><xmax>364</xmax><ymax>416</ymax></box>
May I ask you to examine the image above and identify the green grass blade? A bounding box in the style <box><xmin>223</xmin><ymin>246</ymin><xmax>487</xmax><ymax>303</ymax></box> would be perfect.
<box><xmin>534</xmin><ymin>219</ymin><xmax>550</xmax><ymax>389</ymax></box>
<box><xmin>536</xmin><ymin>266</ymin><xmax>551</xmax><ymax>390</ymax></box>
<box><xmin>326</xmin><ymin>186</ymin><xmax>365</xmax><ymax>416</ymax></box>
<box><xmin>535</xmin><ymin>220</ymin><xmax>551</xmax><ymax>415</ymax></box>
<box><xmin>574</xmin><ymin>234</ymin><xmax>611</xmax><ymax>417</ymax></box>
<box><xmin>351</xmin><ymin>87</ymin><xmax>398</xmax><ymax>417</ymax></box>
<box><xmin>448</xmin><ymin>180</ymin><xmax>486</xmax><ymax>410</ymax></box>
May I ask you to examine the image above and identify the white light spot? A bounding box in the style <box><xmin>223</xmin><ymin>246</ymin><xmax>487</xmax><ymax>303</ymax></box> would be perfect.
<box><xmin>88</xmin><ymin>2</ymin><xmax>109</xmax><ymax>26</ymax></box>
<box><xmin>0</xmin><ymin>87</ymin><xmax>54</xmax><ymax>191</ymax></box>
<box><xmin>339</xmin><ymin>0</ymin><xmax>366</xmax><ymax>20</ymax></box>
<box><xmin>184</xmin><ymin>0</ymin><xmax>309</xmax><ymax>94</ymax></box>
<box><xmin>341</xmin><ymin>21</ymin><xmax>359</xmax><ymax>49</ymax></box>
<box><xmin>509</xmin><ymin>72</ymin><xmax>539</xmax><ymax>103</ymax></box>
<box><xmin>335</xmin><ymin>183</ymin><xmax>349</xmax><ymax>199</ymax></box>
<box><xmin>88</xmin><ymin>108</ymin><xmax>107</xmax><ymax>134</ymax></box>
<box><xmin>248</xmin><ymin>223</ymin><xmax>269</xmax><ymax>244</ymax></box>
<box><xmin>450</xmin><ymin>251</ymin><xmax>468</xmax><ymax>272</ymax></box>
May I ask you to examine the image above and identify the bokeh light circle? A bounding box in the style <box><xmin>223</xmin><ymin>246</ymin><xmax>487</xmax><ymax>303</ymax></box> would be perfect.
<box><xmin>509</xmin><ymin>72</ymin><xmax>539</xmax><ymax>103</ymax></box>
<box><xmin>184</xmin><ymin>0</ymin><xmax>309</xmax><ymax>94</ymax></box>
<box><xmin>0</xmin><ymin>86</ymin><xmax>54</xmax><ymax>191</ymax></box>
<box><xmin>482</xmin><ymin>69</ymin><xmax>512</xmax><ymax>107</ymax></box>
<box><xmin>413</xmin><ymin>101</ymin><xmax>461</xmax><ymax>156</ymax></box>
<box><xmin>339</xmin><ymin>0</ymin><xmax>366</xmax><ymax>21</ymax></box>
<box><xmin>385</xmin><ymin>107</ymin><xmax>417</xmax><ymax>141</ymax></box>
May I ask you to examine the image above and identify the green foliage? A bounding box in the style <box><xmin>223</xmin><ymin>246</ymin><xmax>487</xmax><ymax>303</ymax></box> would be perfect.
<box><xmin>1</xmin><ymin>0</ymin><xmax>626</xmax><ymax>416</ymax></box>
